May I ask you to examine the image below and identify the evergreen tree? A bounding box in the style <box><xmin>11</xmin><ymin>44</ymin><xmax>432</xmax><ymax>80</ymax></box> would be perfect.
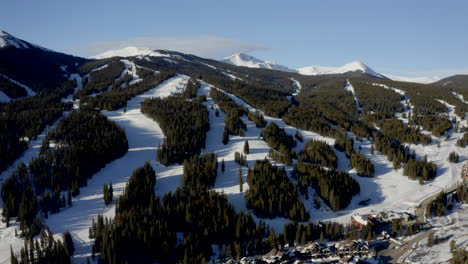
<box><xmin>243</xmin><ymin>140</ymin><xmax>250</xmax><ymax>154</ymax></box>
<box><xmin>222</xmin><ymin>129</ymin><xmax>229</xmax><ymax>145</ymax></box>
<box><xmin>238</xmin><ymin>167</ymin><xmax>243</xmax><ymax>192</ymax></box>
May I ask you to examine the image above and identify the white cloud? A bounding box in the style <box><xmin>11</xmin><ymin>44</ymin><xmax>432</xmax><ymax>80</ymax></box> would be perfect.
<box><xmin>68</xmin><ymin>36</ymin><xmax>267</xmax><ymax>59</ymax></box>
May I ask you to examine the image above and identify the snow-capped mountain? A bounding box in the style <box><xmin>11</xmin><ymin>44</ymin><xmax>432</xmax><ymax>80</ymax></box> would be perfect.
<box><xmin>298</xmin><ymin>61</ymin><xmax>385</xmax><ymax>78</ymax></box>
<box><xmin>221</xmin><ymin>53</ymin><xmax>386</xmax><ymax>78</ymax></box>
<box><xmin>221</xmin><ymin>53</ymin><xmax>296</xmax><ymax>72</ymax></box>
<box><xmin>91</xmin><ymin>46</ymin><xmax>169</xmax><ymax>59</ymax></box>
<box><xmin>0</xmin><ymin>30</ymin><xmax>47</xmax><ymax>50</ymax></box>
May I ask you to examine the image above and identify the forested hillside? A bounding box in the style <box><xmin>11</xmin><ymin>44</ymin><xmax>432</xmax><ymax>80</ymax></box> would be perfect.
<box><xmin>0</xmin><ymin>43</ymin><xmax>467</xmax><ymax>264</ymax></box>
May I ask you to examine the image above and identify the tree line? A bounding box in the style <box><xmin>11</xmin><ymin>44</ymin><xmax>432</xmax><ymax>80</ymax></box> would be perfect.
<box><xmin>210</xmin><ymin>88</ymin><xmax>247</xmax><ymax>136</ymax></box>
<box><xmin>141</xmin><ymin>95</ymin><xmax>210</xmax><ymax>165</ymax></box>
<box><xmin>261</xmin><ymin>122</ymin><xmax>297</xmax><ymax>164</ymax></box>
<box><xmin>299</xmin><ymin>139</ymin><xmax>337</xmax><ymax>169</ymax></box>
<box><xmin>1</xmin><ymin>109</ymin><xmax>128</xmax><ymax>234</ymax></box>
<box><xmin>91</xmin><ymin>163</ymin><xmax>271</xmax><ymax>263</ymax></box>
<box><xmin>80</xmin><ymin>70</ymin><xmax>175</xmax><ymax>111</ymax></box>
<box><xmin>246</xmin><ymin>159</ymin><xmax>309</xmax><ymax>221</ymax></box>
<box><xmin>292</xmin><ymin>162</ymin><xmax>360</xmax><ymax>211</ymax></box>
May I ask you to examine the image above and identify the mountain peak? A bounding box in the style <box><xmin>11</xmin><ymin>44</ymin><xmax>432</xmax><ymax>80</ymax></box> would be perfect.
<box><xmin>0</xmin><ymin>30</ymin><xmax>47</xmax><ymax>50</ymax></box>
<box><xmin>221</xmin><ymin>53</ymin><xmax>296</xmax><ymax>72</ymax></box>
<box><xmin>298</xmin><ymin>60</ymin><xmax>383</xmax><ymax>77</ymax></box>
<box><xmin>90</xmin><ymin>46</ymin><xmax>170</xmax><ymax>59</ymax></box>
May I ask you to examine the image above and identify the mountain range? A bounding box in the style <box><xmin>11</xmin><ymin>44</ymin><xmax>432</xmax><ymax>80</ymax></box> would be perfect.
<box><xmin>0</xmin><ymin>29</ymin><xmax>467</xmax><ymax>264</ymax></box>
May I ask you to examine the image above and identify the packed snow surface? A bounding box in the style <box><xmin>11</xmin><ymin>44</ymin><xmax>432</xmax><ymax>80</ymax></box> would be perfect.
<box><xmin>221</xmin><ymin>53</ymin><xmax>296</xmax><ymax>72</ymax></box>
<box><xmin>0</xmin><ymin>73</ymin><xmax>36</xmax><ymax>97</ymax></box>
<box><xmin>298</xmin><ymin>61</ymin><xmax>384</xmax><ymax>78</ymax></box>
<box><xmin>44</xmin><ymin>75</ymin><xmax>189</xmax><ymax>262</ymax></box>
<box><xmin>90</xmin><ymin>46</ymin><xmax>170</xmax><ymax>59</ymax></box>
<box><xmin>0</xmin><ymin>91</ymin><xmax>10</xmax><ymax>103</ymax></box>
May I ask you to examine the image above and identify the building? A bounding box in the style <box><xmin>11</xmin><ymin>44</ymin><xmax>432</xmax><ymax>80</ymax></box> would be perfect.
<box><xmin>350</xmin><ymin>214</ymin><xmax>376</xmax><ymax>229</ymax></box>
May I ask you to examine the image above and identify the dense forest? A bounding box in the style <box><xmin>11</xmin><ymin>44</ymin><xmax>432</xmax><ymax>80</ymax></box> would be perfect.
<box><xmin>299</xmin><ymin>139</ymin><xmax>337</xmax><ymax>169</ymax></box>
<box><xmin>350</xmin><ymin>153</ymin><xmax>375</xmax><ymax>177</ymax></box>
<box><xmin>80</xmin><ymin>70</ymin><xmax>175</xmax><ymax>111</ymax></box>
<box><xmin>0</xmin><ymin>74</ymin><xmax>27</xmax><ymax>98</ymax></box>
<box><xmin>246</xmin><ymin>159</ymin><xmax>308</xmax><ymax>221</ymax></box>
<box><xmin>352</xmin><ymin>81</ymin><xmax>404</xmax><ymax>117</ymax></box>
<box><xmin>334</xmin><ymin>134</ymin><xmax>355</xmax><ymax>158</ymax></box>
<box><xmin>75</xmin><ymin>60</ymin><xmax>125</xmax><ymax>98</ymax></box>
<box><xmin>210</xmin><ymin>88</ymin><xmax>247</xmax><ymax>136</ymax></box>
<box><xmin>292</xmin><ymin>162</ymin><xmax>360</xmax><ymax>211</ymax></box>
<box><xmin>0</xmin><ymin>79</ymin><xmax>78</xmax><ymax>174</ymax></box>
<box><xmin>1</xmin><ymin>109</ymin><xmax>128</xmax><ymax>234</ymax></box>
<box><xmin>403</xmin><ymin>157</ymin><xmax>437</xmax><ymax>182</ymax></box>
<box><xmin>261</xmin><ymin>122</ymin><xmax>296</xmax><ymax>164</ymax></box>
<box><xmin>141</xmin><ymin>95</ymin><xmax>209</xmax><ymax>165</ymax></box>
<box><xmin>10</xmin><ymin>230</ymin><xmax>74</xmax><ymax>264</ymax></box>
<box><xmin>92</xmin><ymin>163</ymin><xmax>270</xmax><ymax>263</ymax></box>
<box><xmin>182</xmin><ymin>152</ymin><xmax>218</xmax><ymax>190</ymax></box>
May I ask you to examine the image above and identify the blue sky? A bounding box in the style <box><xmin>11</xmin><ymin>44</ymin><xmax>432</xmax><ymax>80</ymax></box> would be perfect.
<box><xmin>1</xmin><ymin>0</ymin><xmax>467</xmax><ymax>77</ymax></box>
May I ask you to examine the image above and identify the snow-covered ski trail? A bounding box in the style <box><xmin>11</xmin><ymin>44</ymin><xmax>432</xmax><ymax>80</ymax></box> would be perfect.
<box><xmin>44</xmin><ymin>74</ymin><xmax>189</xmax><ymax>263</ymax></box>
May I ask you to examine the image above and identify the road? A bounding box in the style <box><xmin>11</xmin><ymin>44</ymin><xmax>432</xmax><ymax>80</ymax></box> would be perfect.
<box><xmin>378</xmin><ymin>181</ymin><xmax>465</xmax><ymax>263</ymax></box>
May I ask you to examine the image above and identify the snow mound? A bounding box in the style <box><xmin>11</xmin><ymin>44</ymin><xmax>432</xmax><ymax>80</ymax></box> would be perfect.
<box><xmin>0</xmin><ymin>30</ymin><xmax>47</xmax><ymax>50</ymax></box>
<box><xmin>298</xmin><ymin>61</ymin><xmax>384</xmax><ymax>78</ymax></box>
<box><xmin>221</xmin><ymin>53</ymin><xmax>296</xmax><ymax>72</ymax></box>
<box><xmin>90</xmin><ymin>46</ymin><xmax>170</xmax><ymax>59</ymax></box>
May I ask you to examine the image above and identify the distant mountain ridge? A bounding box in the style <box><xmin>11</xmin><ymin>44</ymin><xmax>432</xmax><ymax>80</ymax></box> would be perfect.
<box><xmin>220</xmin><ymin>52</ymin><xmax>385</xmax><ymax>78</ymax></box>
<box><xmin>0</xmin><ymin>30</ymin><xmax>47</xmax><ymax>50</ymax></box>
<box><xmin>91</xmin><ymin>46</ymin><xmax>170</xmax><ymax>59</ymax></box>
<box><xmin>298</xmin><ymin>60</ymin><xmax>385</xmax><ymax>78</ymax></box>
<box><xmin>432</xmin><ymin>74</ymin><xmax>468</xmax><ymax>89</ymax></box>
<box><xmin>221</xmin><ymin>53</ymin><xmax>296</xmax><ymax>72</ymax></box>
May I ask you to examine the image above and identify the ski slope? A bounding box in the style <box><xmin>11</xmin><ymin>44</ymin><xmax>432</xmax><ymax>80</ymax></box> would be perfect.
<box><xmin>43</xmin><ymin>75</ymin><xmax>189</xmax><ymax>263</ymax></box>
<box><xmin>0</xmin><ymin>71</ymin><xmax>466</xmax><ymax>263</ymax></box>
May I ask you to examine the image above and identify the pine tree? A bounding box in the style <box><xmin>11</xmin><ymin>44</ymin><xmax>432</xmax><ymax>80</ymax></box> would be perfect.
<box><xmin>10</xmin><ymin>246</ymin><xmax>18</xmax><ymax>264</ymax></box>
<box><xmin>428</xmin><ymin>232</ymin><xmax>434</xmax><ymax>247</ymax></box>
<box><xmin>63</xmin><ymin>231</ymin><xmax>75</xmax><ymax>255</ymax></box>
<box><xmin>243</xmin><ymin>140</ymin><xmax>250</xmax><ymax>154</ymax></box>
<box><xmin>221</xmin><ymin>159</ymin><xmax>225</xmax><ymax>173</ymax></box>
<box><xmin>108</xmin><ymin>182</ymin><xmax>113</xmax><ymax>203</ymax></box>
<box><xmin>238</xmin><ymin>167</ymin><xmax>243</xmax><ymax>192</ymax></box>
<box><xmin>222</xmin><ymin>129</ymin><xmax>229</xmax><ymax>145</ymax></box>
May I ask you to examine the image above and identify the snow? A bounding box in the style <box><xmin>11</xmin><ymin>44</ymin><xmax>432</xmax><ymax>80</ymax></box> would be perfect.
<box><xmin>452</xmin><ymin>91</ymin><xmax>468</xmax><ymax>105</ymax></box>
<box><xmin>90</xmin><ymin>46</ymin><xmax>170</xmax><ymax>59</ymax></box>
<box><xmin>0</xmin><ymin>61</ymin><xmax>466</xmax><ymax>262</ymax></box>
<box><xmin>0</xmin><ymin>91</ymin><xmax>11</xmax><ymax>103</ymax></box>
<box><xmin>291</xmin><ymin>78</ymin><xmax>302</xmax><ymax>96</ymax></box>
<box><xmin>384</xmin><ymin>73</ymin><xmax>440</xmax><ymax>84</ymax></box>
<box><xmin>0</xmin><ymin>110</ymin><xmax>75</xmax><ymax>263</ymax></box>
<box><xmin>0</xmin><ymin>30</ymin><xmax>48</xmax><ymax>51</ymax></box>
<box><xmin>345</xmin><ymin>80</ymin><xmax>362</xmax><ymax>112</ymax></box>
<box><xmin>372</xmin><ymin>83</ymin><xmax>414</xmax><ymax>124</ymax></box>
<box><xmin>221</xmin><ymin>53</ymin><xmax>296</xmax><ymax>72</ymax></box>
<box><xmin>298</xmin><ymin>61</ymin><xmax>384</xmax><ymax>78</ymax></box>
<box><xmin>43</xmin><ymin>75</ymin><xmax>189</xmax><ymax>263</ymax></box>
<box><xmin>404</xmin><ymin>204</ymin><xmax>468</xmax><ymax>263</ymax></box>
<box><xmin>118</xmin><ymin>59</ymin><xmax>142</xmax><ymax>87</ymax></box>
<box><xmin>0</xmin><ymin>73</ymin><xmax>36</xmax><ymax>97</ymax></box>
<box><xmin>221</xmin><ymin>71</ymin><xmax>242</xmax><ymax>81</ymax></box>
